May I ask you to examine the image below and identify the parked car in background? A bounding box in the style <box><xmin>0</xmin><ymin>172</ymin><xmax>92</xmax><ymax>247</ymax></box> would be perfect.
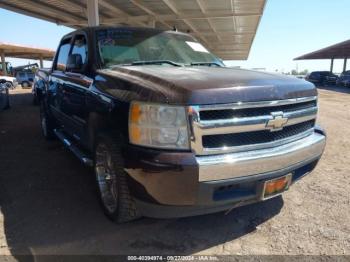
<box><xmin>0</xmin><ymin>75</ymin><xmax>18</xmax><ymax>89</ymax></box>
<box><xmin>336</xmin><ymin>71</ymin><xmax>350</xmax><ymax>87</ymax></box>
<box><xmin>16</xmin><ymin>71</ymin><xmax>35</xmax><ymax>88</ymax></box>
<box><xmin>306</xmin><ymin>71</ymin><xmax>338</xmax><ymax>86</ymax></box>
<box><xmin>0</xmin><ymin>80</ymin><xmax>10</xmax><ymax>110</ymax></box>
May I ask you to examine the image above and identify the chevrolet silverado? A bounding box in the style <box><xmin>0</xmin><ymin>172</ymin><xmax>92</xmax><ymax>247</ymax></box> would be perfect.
<box><xmin>35</xmin><ymin>26</ymin><xmax>326</xmax><ymax>223</ymax></box>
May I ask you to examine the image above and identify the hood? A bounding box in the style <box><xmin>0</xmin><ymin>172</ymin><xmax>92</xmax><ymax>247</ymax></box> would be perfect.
<box><xmin>96</xmin><ymin>66</ymin><xmax>317</xmax><ymax>105</ymax></box>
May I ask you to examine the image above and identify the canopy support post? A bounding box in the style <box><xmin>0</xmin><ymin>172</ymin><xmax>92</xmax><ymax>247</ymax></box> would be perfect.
<box><xmin>87</xmin><ymin>0</ymin><xmax>99</xmax><ymax>27</ymax></box>
<box><xmin>1</xmin><ymin>51</ymin><xmax>6</xmax><ymax>76</ymax></box>
<box><xmin>343</xmin><ymin>58</ymin><xmax>348</xmax><ymax>72</ymax></box>
<box><xmin>39</xmin><ymin>55</ymin><xmax>44</xmax><ymax>68</ymax></box>
<box><xmin>330</xmin><ymin>58</ymin><xmax>334</xmax><ymax>73</ymax></box>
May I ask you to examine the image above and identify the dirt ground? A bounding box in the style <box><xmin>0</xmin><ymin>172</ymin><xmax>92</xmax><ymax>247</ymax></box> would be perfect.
<box><xmin>0</xmin><ymin>87</ymin><xmax>349</xmax><ymax>258</ymax></box>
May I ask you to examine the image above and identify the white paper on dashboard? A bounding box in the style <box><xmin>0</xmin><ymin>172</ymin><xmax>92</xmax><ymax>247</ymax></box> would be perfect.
<box><xmin>185</xmin><ymin>41</ymin><xmax>210</xmax><ymax>53</ymax></box>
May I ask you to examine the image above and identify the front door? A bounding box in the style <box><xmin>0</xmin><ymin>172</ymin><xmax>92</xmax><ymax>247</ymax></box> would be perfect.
<box><xmin>60</xmin><ymin>34</ymin><xmax>91</xmax><ymax>145</ymax></box>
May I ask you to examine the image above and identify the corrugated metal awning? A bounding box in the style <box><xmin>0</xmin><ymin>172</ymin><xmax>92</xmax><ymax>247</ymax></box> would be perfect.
<box><xmin>0</xmin><ymin>0</ymin><xmax>266</xmax><ymax>60</ymax></box>
<box><xmin>295</xmin><ymin>39</ymin><xmax>350</xmax><ymax>60</ymax></box>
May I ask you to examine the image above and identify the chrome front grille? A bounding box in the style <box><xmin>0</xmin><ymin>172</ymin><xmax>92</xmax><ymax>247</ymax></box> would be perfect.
<box><xmin>189</xmin><ymin>96</ymin><xmax>318</xmax><ymax>155</ymax></box>
<box><xmin>199</xmin><ymin>100</ymin><xmax>317</xmax><ymax>120</ymax></box>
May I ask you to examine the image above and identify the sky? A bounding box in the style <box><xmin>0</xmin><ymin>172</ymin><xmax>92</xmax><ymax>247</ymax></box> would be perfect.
<box><xmin>0</xmin><ymin>0</ymin><xmax>349</xmax><ymax>73</ymax></box>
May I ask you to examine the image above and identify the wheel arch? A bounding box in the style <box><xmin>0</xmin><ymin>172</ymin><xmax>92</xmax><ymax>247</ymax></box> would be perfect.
<box><xmin>87</xmin><ymin>111</ymin><xmax>128</xmax><ymax>152</ymax></box>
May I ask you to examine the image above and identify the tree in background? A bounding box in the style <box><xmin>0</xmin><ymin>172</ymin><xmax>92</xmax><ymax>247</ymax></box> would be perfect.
<box><xmin>290</xmin><ymin>69</ymin><xmax>309</xmax><ymax>75</ymax></box>
<box><xmin>299</xmin><ymin>69</ymin><xmax>309</xmax><ymax>75</ymax></box>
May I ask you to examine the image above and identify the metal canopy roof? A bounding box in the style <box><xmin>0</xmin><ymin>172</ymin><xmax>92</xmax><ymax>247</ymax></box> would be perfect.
<box><xmin>0</xmin><ymin>0</ymin><xmax>266</xmax><ymax>60</ymax></box>
<box><xmin>0</xmin><ymin>42</ymin><xmax>55</xmax><ymax>60</ymax></box>
<box><xmin>294</xmin><ymin>39</ymin><xmax>350</xmax><ymax>60</ymax></box>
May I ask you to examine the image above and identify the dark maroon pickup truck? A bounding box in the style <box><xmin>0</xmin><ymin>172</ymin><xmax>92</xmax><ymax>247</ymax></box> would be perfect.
<box><xmin>34</xmin><ymin>26</ymin><xmax>326</xmax><ymax>223</ymax></box>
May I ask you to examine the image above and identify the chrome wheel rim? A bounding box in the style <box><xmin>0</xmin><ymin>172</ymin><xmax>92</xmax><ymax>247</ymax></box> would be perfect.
<box><xmin>95</xmin><ymin>144</ymin><xmax>118</xmax><ymax>213</ymax></box>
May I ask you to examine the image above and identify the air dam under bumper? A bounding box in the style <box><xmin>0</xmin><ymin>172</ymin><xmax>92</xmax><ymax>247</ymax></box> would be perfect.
<box><xmin>124</xmin><ymin>128</ymin><xmax>326</xmax><ymax>218</ymax></box>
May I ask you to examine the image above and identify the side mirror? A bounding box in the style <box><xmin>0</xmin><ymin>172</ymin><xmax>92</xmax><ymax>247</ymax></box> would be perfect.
<box><xmin>66</xmin><ymin>54</ymin><xmax>83</xmax><ymax>72</ymax></box>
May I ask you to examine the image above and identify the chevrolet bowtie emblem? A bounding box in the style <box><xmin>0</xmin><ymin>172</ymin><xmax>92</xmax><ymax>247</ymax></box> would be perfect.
<box><xmin>266</xmin><ymin>112</ymin><xmax>288</xmax><ymax>131</ymax></box>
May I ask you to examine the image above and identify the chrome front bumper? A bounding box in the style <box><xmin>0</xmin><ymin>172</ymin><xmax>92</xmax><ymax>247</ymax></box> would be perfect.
<box><xmin>196</xmin><ymin>130</ymin><xmax>326</xmax><ymax>182</ymax></box>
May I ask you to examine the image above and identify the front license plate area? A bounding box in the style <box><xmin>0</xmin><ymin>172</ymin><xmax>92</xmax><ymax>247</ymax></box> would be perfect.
<box><xmin>261</xmin><ymin>174</ymin><xmax>292</xmax><ymax>200</ymax></box>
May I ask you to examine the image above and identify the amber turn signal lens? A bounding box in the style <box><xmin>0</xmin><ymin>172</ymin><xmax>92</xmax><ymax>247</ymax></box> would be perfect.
<box><xmin>275</xmin><ymin>178</ymin><xmax>287</xmax><ymax>191</ymax></box>
<box><xmin>130</xmin><ymin>103</ymin><xmax>141</xmax><ymax>123</ymax></box>
<box><xmin>265</xmin><ymin>182</ymin><xmax>276</xmax><ymax>195</ymax></box>
<box><xmin>264</xmin><ymin>177</ymin><xmax>289</xmax><ymax>197</ymax></box>
<box><xmin>130</xmin><ymin>125</ymin><xmax>141</xmax><ymax>143</ymax></box>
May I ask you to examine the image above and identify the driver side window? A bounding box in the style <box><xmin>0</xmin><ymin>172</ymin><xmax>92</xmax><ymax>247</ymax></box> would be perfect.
<box><xmin>71</xmin><ymin>35</ymin><xmax>88</xmax><ymax>66</ymax></box>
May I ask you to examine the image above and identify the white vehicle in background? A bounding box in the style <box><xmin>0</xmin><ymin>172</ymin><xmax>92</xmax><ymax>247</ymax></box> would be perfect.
<box><xmin>0</xmin><ymin>79</ymin><xmax>10</xmax><ymax>110</ymax></box>
<box><xmin>0</xmin><ymin>61</ymin><xmax>17</xmax><ymax>89</ymax></box>
<box><xmin>0</xmin><ymin>75</ymin><xmax>17</xmax><ymax>89</ymax></box>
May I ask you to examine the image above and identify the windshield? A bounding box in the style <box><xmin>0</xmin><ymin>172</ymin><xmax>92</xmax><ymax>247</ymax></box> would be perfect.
<box><xmin>96</xmin><ymin>28</ymin><xmax>224</xmax><ymax>68</ymax></box>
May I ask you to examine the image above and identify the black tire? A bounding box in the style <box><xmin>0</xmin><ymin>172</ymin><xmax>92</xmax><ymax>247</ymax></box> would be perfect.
<box><xmin>39</xmin><ymin>101</ymin><xmax>56</xmax><ymax>140</ymax></box>
<box><xmin>32</xmin><ymin>93</ymin><xmax>39</xmax><ymax>105</ymax></box>
<box><xmin>4</xmin><ymin>88</ymin><xmax>10</xmax><ymax>109</ymax></box>
<box><xmin>5</xmin><ymin>82</ymin><xmax>13</xmax><ymax>89</ymax></box>
<box><xmin>94</xmin><ymin>133</ymin><xmax>140</xmax><ymax>223</ymax></box>
<box><xmin>21</xmin><ymin>81</ymin><xmax>30</xmax><ymax>88</ymax></box>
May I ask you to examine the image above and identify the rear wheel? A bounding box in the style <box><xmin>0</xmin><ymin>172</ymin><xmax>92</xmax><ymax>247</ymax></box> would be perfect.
<box><xmin>21</xmin><ymin>81</ymin><xmax>30</xmax><ymax>88</ymax></box>
<box><xmin>39</xmin><ymin>101</ymin><xmax>56</xmax><ymax>140</ymax></box>
<box><xmin>32</xmin><ymin>94</ymin><xmax>39</xmax><ymax>105</ymax></box>
<box><xmin>4</xmin><ymin>88</ymin><xmax>10</xmax><ymax>109</ymax></box>
<box><xmin>94</xmin><ymin>133</ymin><xmax>139</xmax><ymax>223</ymax></box>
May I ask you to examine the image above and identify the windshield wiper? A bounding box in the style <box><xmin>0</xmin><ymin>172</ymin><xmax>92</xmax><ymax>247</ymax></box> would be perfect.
<box><xmin>131</xmin><ymin>60</ymin><xmax>182</xmax><ymax>67</ymax></box>
<box><xmin>190</xmin><ymin>62</ymin><xmax>223</xmax><ymax>67</ymax></box>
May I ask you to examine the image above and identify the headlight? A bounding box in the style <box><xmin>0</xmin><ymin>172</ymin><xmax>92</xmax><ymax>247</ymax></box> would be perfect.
<box><xmin>129</xmin><ymin>102</ymin><xmax>190</xmax><ymax>150</ymax></box>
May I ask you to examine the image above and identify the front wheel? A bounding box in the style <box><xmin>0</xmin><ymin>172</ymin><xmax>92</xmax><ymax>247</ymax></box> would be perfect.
<box><xmin>5</xmin><ymin>82</ymin><xmax>14</xmax><ymax>89</ymax></box>
<box><xmin>94</xmin><ymin>134</ymin><xmax>140</xmax><ymax>223</ymax></box>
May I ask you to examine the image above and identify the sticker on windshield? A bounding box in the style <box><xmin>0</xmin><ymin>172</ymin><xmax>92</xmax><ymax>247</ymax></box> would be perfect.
<box><xmin>185</xmin><ymin>41</ymin><xmax>209</xmax><ymax>53</ymax></box>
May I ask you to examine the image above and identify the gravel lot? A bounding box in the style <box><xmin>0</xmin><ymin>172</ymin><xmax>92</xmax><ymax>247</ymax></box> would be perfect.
<box><xmin>0</xmin><ymin>87</ymin><xmax>349</xmax><ymax>258</ymax></box>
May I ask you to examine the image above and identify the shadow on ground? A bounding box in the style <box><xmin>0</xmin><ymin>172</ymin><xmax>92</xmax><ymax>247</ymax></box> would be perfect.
<box><xmin>316</xmin><ymin>84</ymin><xmax>350</xmax><ymax>94</ymax></box>
<box><xmin>0</xmin><ymin>92</ymin><xmax>283</xmax><ymax>260</ymax></box>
